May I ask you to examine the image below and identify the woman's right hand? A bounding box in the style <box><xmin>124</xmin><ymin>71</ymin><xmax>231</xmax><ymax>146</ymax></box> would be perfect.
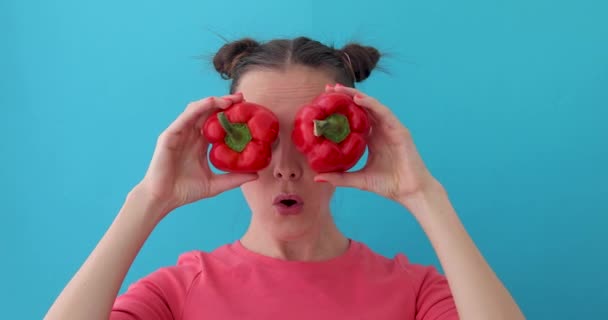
<box><xmin>133</xmin><ymin>92</ymin><xmax>259</xmax><ymax>219</ymax></box>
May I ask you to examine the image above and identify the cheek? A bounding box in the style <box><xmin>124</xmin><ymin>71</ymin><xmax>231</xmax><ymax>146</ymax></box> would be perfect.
<box><xmin>240</xmin><ymin>180</ymin><xmax>261</xmax><ymax>198</ymax></box>
<box><xmin>240</xmin><ymin>176</ymin><xmax>273</xmax><ymax>201</ymax></box>
<box><xmin>306</xmin><ymin>183</ymin><xmax>335</xmax><ymax>201</ymax></box>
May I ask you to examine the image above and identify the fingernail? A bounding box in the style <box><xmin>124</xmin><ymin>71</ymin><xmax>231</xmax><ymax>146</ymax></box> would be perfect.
<box><xmin>335</xmin><ymin>83</ymin><xmax>343</xmax><ymax>88</ymax></box>
<box><xmin>314</xmin><ymin>178</ymin><xmax>327</xmax><ymax>183</ymax></box>
<box><xmin>354</xmin><ymin>94</ymin><xmax>364</xmax><ymax>99</ymax></box>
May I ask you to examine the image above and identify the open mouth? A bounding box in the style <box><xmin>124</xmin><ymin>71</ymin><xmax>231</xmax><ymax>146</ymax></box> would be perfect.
<box><xmin>273</xmin><ymin>194</ymin><xmax>304</xmax><ymax>207</ymax></box>
<box><xmin>279</xmin><ymin>199</ymin><xmax>298</xmax><ymax>207</ymax></box>
<box><xmin>273</xmin><ymin>194</ymin><xmax>304</xmax><ymax>215</ymax></box>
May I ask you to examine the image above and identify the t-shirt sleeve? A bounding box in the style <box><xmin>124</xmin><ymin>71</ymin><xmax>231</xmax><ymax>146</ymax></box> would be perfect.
<box><xmin>397</xmin><ymin>254</ymin><xmax>459</xmax><ymax>320</ymax></box>
<box><xmin>110</xmin><ymin>251</ymin><xmax>203</xmax><ymax>320</ymax></box>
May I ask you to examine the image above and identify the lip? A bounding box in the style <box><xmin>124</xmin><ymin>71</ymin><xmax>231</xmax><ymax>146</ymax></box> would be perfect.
<box><xmin>273</xmin><ymin>194</ymin><xmax>304</xmax><ymax>215</ymax></box>
<box><xmin>273</xmin><ymin>194</ymin><xmax>304</xmax><ymax>205</ymax></box>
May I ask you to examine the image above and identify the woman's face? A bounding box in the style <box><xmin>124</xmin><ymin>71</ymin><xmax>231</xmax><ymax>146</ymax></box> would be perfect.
<box><xmin>237</xmin><ymin>65</ymin><xmax>337</xmax><ymax>240</ymax></box>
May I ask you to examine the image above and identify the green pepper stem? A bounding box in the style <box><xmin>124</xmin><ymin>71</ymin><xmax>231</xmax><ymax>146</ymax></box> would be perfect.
<box><xmin>313</xmin><ymin>113</ymin><xmax>351</xmax><ymax>143</ymax></box>
<box><xmin>217</xmin><ymin>112</ymin><xmax>252</xmax><ymax>152</ymax></box>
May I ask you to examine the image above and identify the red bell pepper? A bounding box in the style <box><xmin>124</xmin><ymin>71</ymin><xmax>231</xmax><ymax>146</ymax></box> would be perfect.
<box><xmin>202</xmin><ymin>101</ymin><xmax>279</xmax><ymax>173</ymax></box>
<box><xmin>292</xmin><ymin>92</ymin><xmax>370</xmax><ymax>173</ymax></box>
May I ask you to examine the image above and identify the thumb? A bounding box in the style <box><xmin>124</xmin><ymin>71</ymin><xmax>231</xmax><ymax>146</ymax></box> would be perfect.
<box><xmin>209</xmin><ymin>173</ymin><xmax>259</xmax><ymax>196</ymax></box>
<box><xmin>314</xmin><ymin>171</ymin><xmax>367</xmax><ymax>190</ymax></box>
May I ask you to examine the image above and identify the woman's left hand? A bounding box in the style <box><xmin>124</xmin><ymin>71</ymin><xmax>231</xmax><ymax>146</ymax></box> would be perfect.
<box><xmin>314</xmin><ymin>83</ymin><xmax>441</xmax><ymax>207</ymax></box>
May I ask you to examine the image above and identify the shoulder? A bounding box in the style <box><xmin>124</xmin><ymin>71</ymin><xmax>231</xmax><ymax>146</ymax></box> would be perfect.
<box><xmin>355</xmin><ymin>241</ymin><xmax>449</xmax><ymax>293</ymax></box>
<box><xmin>112</xmin><ymin>245</ymin><xmax>235</xmax><ymax>318</ymax></box>
<box><xmin>119</xmin><ymin>244</ymin><xmax>234</xmax><ymax>297</ymax></box>
<box><xmin>355</xmin><ymin>241</ymin><xmax>456</xmax><ymax>317</ymax></box>
<box><xmin>166</xmin><ymin>242</ymin><xmax>239</xmax><ymax>279</ymax></box>
<box><xmin>117</xmin><ymin>250</ymin><xmax>208</xmax><ymax>301</ymax></box>
<box><xmin>145</xmin><ymin>250</ymin><xmax>206</xmax><ymax>284</ymax></box>
<box><xmin>355</xmin><ymin>240</ymin><xmax>437</xmax><ymax>273</ymax></box>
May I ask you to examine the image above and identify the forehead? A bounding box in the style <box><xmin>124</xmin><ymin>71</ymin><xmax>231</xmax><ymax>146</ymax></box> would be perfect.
<box><xmin>236</xmin><ymin>65</ymin><xmax>335</xmax><ymax>113</ymax></box>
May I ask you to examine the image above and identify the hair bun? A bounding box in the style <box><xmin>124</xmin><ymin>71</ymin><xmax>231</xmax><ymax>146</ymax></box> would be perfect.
<box><xmin>341</xmin><ymin>43</ymin><xmax>381</xmax><ymax>83</ymax></box>
<box><xmin>213</xmin><ymin>38</ymin><xmax>260</xmax><ymax>79</ymax></box>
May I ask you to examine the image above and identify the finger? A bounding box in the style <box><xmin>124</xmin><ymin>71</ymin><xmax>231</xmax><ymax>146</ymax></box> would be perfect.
<box><xmin>331</xmin><ymin>84</ymin><xmax>394</xmax><ymax>122</ymax></box>
<box><xmin>189</xmin><ymin>131</ymin><xmax>211</xmax><ymax>169</ymax></box>
<box><xmin>194</xmin><ymin>92</ymin><xmax>245</xmax><ymax>132</ymax></box>
<box><xmin>222</xmin><ymin>91</ymin><xmax>244</xmax><ymax>104</ymax></box>
<box><xmin>331</xmin><ymin>83</ymin><xmax>357</xmax><ymax>96</ymax></box>
<box><xmin>166</xmin><ymin>96</ymin><xmax>232</xmax><ymax>135</ymax></box>
<box><xmin>313</xmin><ymin>171</ymin><xmax>369</xmax><ymax>191</ymax></box>
<box><xmin>208</xmin><ymin>172</ymin><xmax>259</xmax><ymax>197</ymax></box>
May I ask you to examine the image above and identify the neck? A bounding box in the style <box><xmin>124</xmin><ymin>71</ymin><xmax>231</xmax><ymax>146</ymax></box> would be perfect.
<box><xmin>240</xmin><ymin>212</ymin><xmax>349</xmax><ymax>262</ymax></box>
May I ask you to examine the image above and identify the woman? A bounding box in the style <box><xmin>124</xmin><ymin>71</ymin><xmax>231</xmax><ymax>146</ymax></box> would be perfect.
<box><xmin>46</xmin><ymin>36</ymin><xmax>525</xmax><ymax>319</ymax></box>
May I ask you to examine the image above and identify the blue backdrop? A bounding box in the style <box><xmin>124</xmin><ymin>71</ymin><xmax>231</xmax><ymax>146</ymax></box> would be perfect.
<box><xmin>1</xmin><ymin>0</ymin><xmax>607</xmax><ymax>318</ymax></box>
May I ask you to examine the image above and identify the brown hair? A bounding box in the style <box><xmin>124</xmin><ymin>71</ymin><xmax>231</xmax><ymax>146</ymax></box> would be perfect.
<box><xmin>211</xmin><ymin>36</ymin><xmax>383</xmax><ymax>93</ymax></box>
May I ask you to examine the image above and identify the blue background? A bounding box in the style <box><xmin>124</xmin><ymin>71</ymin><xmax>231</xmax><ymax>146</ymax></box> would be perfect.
<box><xmin>2</xmin><ymin>0</ymin><xmax>607</xmax><ymax>318</ymax></box>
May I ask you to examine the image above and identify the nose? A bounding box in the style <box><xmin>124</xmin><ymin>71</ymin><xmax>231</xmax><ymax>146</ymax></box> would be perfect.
<box><xmin>272</xmin><ymin>139</ymin><xmax>303</xmax><ymax>181</ymax></box>
<box><xmin>274</xmin><ymin>167</ymin><xmax>301</xmax><ymax>180</ymax></box>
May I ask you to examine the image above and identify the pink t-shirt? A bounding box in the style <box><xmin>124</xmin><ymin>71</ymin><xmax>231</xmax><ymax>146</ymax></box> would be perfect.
<box><xmin>111</xmin><ymin>239</ymin><xmax>458</xmax><ymax>319</ymax></box>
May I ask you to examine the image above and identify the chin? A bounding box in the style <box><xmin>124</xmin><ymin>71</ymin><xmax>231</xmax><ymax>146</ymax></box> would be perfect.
<box><xmin>264</xmin><ymin>206</ymin><xmax>320</xmax><ymax>235</ymax></box>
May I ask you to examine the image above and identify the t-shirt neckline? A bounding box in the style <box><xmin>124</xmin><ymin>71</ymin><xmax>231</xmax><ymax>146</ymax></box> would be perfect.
<box><xmin>228</xmin><ymin>238</ymin><xmax>361</xmax><ymax>272</ymax></box>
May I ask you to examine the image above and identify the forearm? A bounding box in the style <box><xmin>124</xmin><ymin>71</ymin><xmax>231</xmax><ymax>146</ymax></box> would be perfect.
<box><xmin>403</xmin><ymin>181</ymin><xmax>525</xmax><ymax>320</ymax></box>
<box><xmin>45</xmin><ymin>186</ymin><xmax>166</xmax><ymax>320</ymax></box>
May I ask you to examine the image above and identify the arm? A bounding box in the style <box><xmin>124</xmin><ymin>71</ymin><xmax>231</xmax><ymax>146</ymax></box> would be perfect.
<box><xmin>44</xmin><ymin>94</ymin><xmax>255</xmax><ymax>320</ymax></box>
<box><xmin>317</xmin><ymin>84</ymin><xmax>525</xmax><ymax>320</ymax></box>
<box><xmin>403</xmin><ymin>180</ymin><xmax>526</xmax><ymax>320</ymax></box>
<box><xmin>45</xmin><ymin>187</ymin><xmax>166</xmax><ymax>320</ymax></box>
